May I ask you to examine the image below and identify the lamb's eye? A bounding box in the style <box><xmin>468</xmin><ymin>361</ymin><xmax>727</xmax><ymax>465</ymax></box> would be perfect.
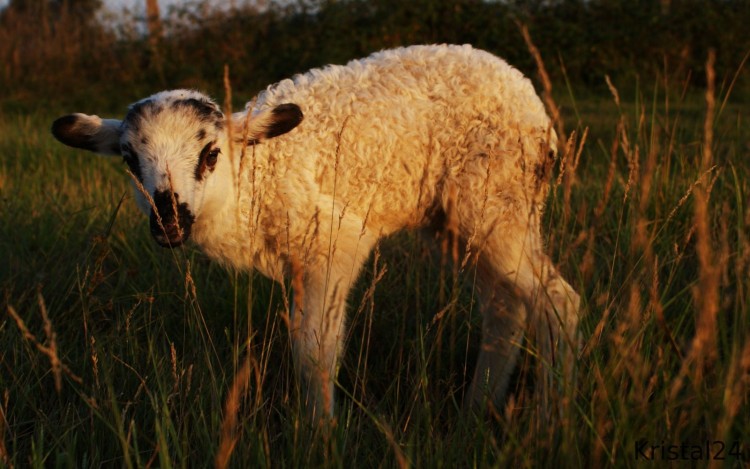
<box><xmin>195</xmin><ymin>142</ymin><xmax>219</xmax><ymax>180</ymax></box>
<box><xmin>207</xmin><ymin>148</ymin><xmax>220</xmax><ymax>167</ymax></box>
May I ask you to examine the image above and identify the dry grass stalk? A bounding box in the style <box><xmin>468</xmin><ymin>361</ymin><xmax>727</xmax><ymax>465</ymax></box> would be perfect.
<box><xmin>736</xmin><ymin>204</ymin><xmax>750</xmax><ymax>302</ymax></box>
<box><xmin>7</xmin><ymin>297</ymin><xmax>82</xmax><ymax>392</ymax></box>
<box><xmin>582</xmin><ymin>301</ymin><xmax>611</xmax><ymax>358</ymax></box>
<box><xmin>319</xmin><ymin>367</ymin><xmax>333</xmax><ymax>419</ymax></box>
<box><xmin>622</xmin><ymin>134</ymin><xmax>640</xmax><ymax>204</ymax></box>
<box><xmin>290</xmin><ymin>255</ymin><xmax>305</xmax><ymax>338</ymax></box>
<box><xmin>352</xmin><ymin>246</ymin><xmax>388</xmax><ymax>400</ymax></box>
<box><xmin>380</xmin><ymin>421</ymin><xmax>409</xmax><ymax>469</ymax></box>
<box><xmin>714</xmin><ymin>326</ymin><xmax>750</xmax><ymax>445</ymax></box>
<box><xmin>323</xmin><ymin>117</ymin><xmax>351</xmax><ymax>301</ymax></box>
<box><xmin>165</xmin><ymin>168</ymin><xmax>186</xmax><ymax>241</ymax></box>
<box><xmin>170</xmin><ymin>341</ymin><xmax>179</xmax><ymax>395</ymax></box>
<box><xmin>718</xmin><ymin>48</ymin><xmax>750</xmax><ymax>118</ymax></box>
<box><xmin>554</xmin><ymin>130</ymin><xmax>575</xmax><ymax>191</ymax></box>
<box><xmin>238</xmin><ymin>96</ymin><xmax>256</xmax><ymax>217</ymax></box>
<box><xmin>223</xmin><ymin>64</ymin><xmax>235</xmax><ymax>166</ymax></box>
<box><xmin>560</xmin><ymin>126</ymin><xmax>587</xmax><ymax>197</ymax></box>
<box><xmin>557</xmin><ymin>128</ymin><xmax>587</xmax><ymax>254</ymax></box>
<box><xmin>651</xmin><ymin>255</ymin><xmax>681</xmax><ymax>359</ymax></box>
<box><xmin>127</xmin><ymin>168</ymin><xmax>165</xmax><ymax>236</ymax></box>
<box><xmin>90</xmin><ymin>335</ymin><xmax>101</xmax><ymax>390</ymax></box>
<box><xmin>461</xmin><ymin>148</ymin><xmax>493</xmax><ymax>271</ymax></box>
<box><xmin>442</xmin><ymin>183</ymin><xmax>460</xmax><ymax>266</ymax></box>
<box><xmin>36</xmin><ymin>291</ymin><xmax>62</xmax><ymax>392</ymax></box>
<box><xmin>612</xmin><ymin>285</ymin><xmax>647</xmax><ymax>398</ymax></box>
<box><xmin>690</xmin><ymin>48</ymin><xmax>719</xmax><ymax>379</ymax></box>
<box><xmin>518</xmin><ymin>22</ymin><xmax>565</xmax><ymax>150</ymax></box>
<box><xmin>580</xmin><ymin>121</ymin><xmax>622</xmax><ymax>279</ymax></box>
<box><xmin>604</xmin><ymin>75</ymin><xmax>621</xmax><ymax>109</ymax></box>
<box><xmin>127</xmin><ymin>168</ymin><xmax>200</xmax><ymax>307</ymax></box>
<box><xmin>639</xmin><ymin>131</ymin><xmax>658</xmax><ymax>215</ymax></box>
<box><xmin>600</xmin><ymin>120</ymin><xmax>621</xmax><ymax>217</ymax></box>
<box><xmin>0</xmin><ymin>390</ymin><xmax>10</xmax><ymax>469</ymax></box>
<box><xmin>223</xmin><ymin>64</ymin><xmax>248</xmax><ymax>219</ymax></box>
<box><xmin>215</xmin><ymin>358</ymin><xmax>253</xmax><ymax>469</ymax></box>
<box><xmin>669</xmin><ymin>50</ymin><xmax>720</xmax><ymax>400</ymax></box>
<box><xmin>629</xmin><ymin>109</ymin><xmax>660</xmax><ymax>329</ymax></box>
<box><xmin>184</xmin><ymin>259</ymin><xmax>198</xmax><ymax>302</ymax></box>
<box><xmin>591</xmin><ymin>365</ymin><xmax>614</xmax><ymax>466</ymax></box>
<box><xmin>665</xmin><ymin>165</ymin><xmax>717</xmax><ymax>225</ymax></box>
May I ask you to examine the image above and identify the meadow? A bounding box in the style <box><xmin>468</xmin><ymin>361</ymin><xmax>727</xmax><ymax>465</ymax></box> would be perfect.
<box><xmin>2</xmin><ymin>1</ymin><xmax>750</xmax><ymax>467</ymax></box>
<box><xmin>1</xmin><ymin>58</ymin><xmax>748</xmax><ymax>467</ymax></box>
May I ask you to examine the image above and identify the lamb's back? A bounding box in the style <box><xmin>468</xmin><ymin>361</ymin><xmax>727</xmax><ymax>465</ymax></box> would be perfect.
<box><xmin>252</xmin><ymin>45</ymin><xmax>552</xmax><ymax>233</ymax></box>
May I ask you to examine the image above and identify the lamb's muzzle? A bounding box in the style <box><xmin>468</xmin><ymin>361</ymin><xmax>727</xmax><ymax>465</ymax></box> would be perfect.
<box><xmin>149</xmin><ymin>189</ymin><xmax>194</xmax><ymax>248</ymax></box>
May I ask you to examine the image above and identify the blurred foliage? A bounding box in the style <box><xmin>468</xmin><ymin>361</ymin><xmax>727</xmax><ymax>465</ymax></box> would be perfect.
<box><xmin>1</xmin><ymin>0</ymin><xmax>749</xmax><ymax>111</ymax></box>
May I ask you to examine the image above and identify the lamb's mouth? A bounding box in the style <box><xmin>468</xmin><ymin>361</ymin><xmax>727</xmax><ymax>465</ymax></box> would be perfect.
<box><xmin>150</xmin><ymin>216</ymin><xmax>192</xmax><ymax>247</ymax></box>
<box><xmin>149</xmin><ymin>190</ymin><xmax>195</xmax><ymax>248</ymax></box>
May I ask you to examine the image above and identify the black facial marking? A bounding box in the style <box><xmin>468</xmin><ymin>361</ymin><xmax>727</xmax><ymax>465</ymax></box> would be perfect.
<box><xmin>172</xmin><ymin>98</ymin><xmax>223</xmax><ymax>124</ymax></box>
<box><xmin>124</xmin><ymin>99</ymin><xmax>162</xmax><ymax>131</ymax></box>
<box><xmin>196</xmin><ymin>129</ymin><xmax>206</xmax><ymax>141</ymax></box>
<box><xmin>150</xmin><ymin>189</ymin><xmax>195</xmax><ymax>248</ymax></box>
<box><xmin>127</xmin><ymin>99</ymin><xmax>155</xmax><ymax>118</ymax></box>
<box><xmin>265</xmin><ymin>103</ymin><xmax>304</xmax><ymax>138</ymax></box>
<box><xmin>120</xmin><ymin>143</ymin><xmax>142</xmax><ymax>180</ymax></box>
<box><xmin>195</xmin><ymin>141</ymin><xmax>219</xmax><ymax>181</ymax></box>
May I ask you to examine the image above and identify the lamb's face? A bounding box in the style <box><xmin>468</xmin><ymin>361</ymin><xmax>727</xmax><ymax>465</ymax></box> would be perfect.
<box><xmin>51</xmin><ymin>89</ymin><xmax>303</xmax><ymax>249</ymax></box>
<box><xmin>119</xmin><ymin>91</ymin><xmax>228</xmax><ymax>247</ymax></box>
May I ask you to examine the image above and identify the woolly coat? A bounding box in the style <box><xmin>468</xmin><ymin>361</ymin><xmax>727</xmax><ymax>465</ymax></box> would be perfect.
<box><xmin>192</xmin><ymin>44</ymin><xmax>556</xmax><ymax>281</ymax></box>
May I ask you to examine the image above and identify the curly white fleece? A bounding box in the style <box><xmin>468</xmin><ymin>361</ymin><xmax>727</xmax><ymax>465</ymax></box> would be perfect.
<box><xmin>197</xmin><ymin>45</ymin><xmax>556</xmax><ymax>276</ymax></box>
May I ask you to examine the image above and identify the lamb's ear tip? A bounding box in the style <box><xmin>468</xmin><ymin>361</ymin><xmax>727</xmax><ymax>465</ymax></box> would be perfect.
<box><xmin>274</xmin><ymin>103</ymin><xmax>303</xmax><ymax>120</ymax></box>
<box><xmin>51</xmin><ymin>114</ymin><xmax>84</xmax><ymax>142</ymax></box>
<box><xmin>275</xmin><ymin>102</ymin><xmax>302</xmax><ymax>113</ymax></box>
<box><xmin>51</xmin><ymin>114</ymin><xmax>77</xmax><ymax>135</ymax></box>
<box><xmin>263</xmin><ymin>103</ymin><xmax>303</xmax><ymax>139</ymax></box>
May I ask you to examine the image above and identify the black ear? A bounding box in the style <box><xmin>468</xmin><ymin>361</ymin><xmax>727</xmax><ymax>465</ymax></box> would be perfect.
<box><xmin>51</xmin><ymin>113</ymin><xmax>122</xmax><ymax>155</ymax></box>
<box><xmin>265</xmin><ymin>103</ymin><xmax>304</xmax><ymax>138</ymax></box>
<box><xmin>242</xmin><ymin>103</ymin><xmax>303</xmax><ymax>143</ymax></box>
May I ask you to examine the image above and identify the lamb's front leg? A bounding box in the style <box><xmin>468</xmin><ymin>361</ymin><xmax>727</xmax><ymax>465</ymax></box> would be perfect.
<box><xmin>291</xmin><ymin>218</ymin><xmax>376</xmax><ymax>421</ymax></box>
<box><xmin>293</xmin><ymin>266</ymin><xmax>350</xmax><ymax>420</ymax></box>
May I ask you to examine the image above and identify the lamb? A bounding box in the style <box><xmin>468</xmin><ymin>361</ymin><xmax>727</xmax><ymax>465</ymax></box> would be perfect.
<box><xmin>51</xmin><ymin>44</ymin><xmax>580</xmax><ymax>419</ymax></box>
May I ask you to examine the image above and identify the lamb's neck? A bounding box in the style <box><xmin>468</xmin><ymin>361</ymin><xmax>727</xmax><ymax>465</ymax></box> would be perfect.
<box><xmin>191</xmin><ymin>176</ymin><xmax>284</xmax><ymax>281</ymax></box>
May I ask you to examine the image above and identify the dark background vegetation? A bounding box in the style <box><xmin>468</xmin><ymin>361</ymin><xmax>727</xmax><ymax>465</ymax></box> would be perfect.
<box><xmin>1</xmin><ymin>0</ymin><xmax>749</xmax><ymax>112</ymax></box>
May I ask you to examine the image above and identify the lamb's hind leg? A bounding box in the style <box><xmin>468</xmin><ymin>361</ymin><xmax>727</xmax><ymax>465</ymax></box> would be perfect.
<box><xmin>494</xmin><ymin>225</ymin><xmax>579</xmax><ymax>403</ymax></box>
<box><xmin>466</xmin><ymin>255</ymin><xmax>528</xmax><ymax>410</ymax></box>
<box><xmin>468</xmin><ymin>217</ymin><xmax>580</xmax><ymax>412</ymax></box>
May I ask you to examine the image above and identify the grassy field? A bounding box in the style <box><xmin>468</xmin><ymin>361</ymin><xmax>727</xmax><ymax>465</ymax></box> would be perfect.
<box><xmin>1</xmin><ymin>68</ymin><xmax>749</xmax><ymax>467</ymax></box>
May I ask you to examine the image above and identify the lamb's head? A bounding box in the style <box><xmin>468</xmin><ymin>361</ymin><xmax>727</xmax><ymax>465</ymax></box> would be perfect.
<box><xmin>51</xmin><ymin>89</ymin><xmax>303</xmax><ymax>248</ymax></box>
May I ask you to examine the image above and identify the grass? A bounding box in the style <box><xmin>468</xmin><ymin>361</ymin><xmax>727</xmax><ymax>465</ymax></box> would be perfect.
<box><xmin>1</xmin><ymin>61</ymin><xmax>750</xmax><ymax>468</ymax></box>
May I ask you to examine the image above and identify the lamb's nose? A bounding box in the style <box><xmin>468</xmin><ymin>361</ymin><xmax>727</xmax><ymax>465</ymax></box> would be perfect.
<box><xmin>149</xmin><ymin>190</ymin><xmax>194</xmax><ymax>248</ymax></box>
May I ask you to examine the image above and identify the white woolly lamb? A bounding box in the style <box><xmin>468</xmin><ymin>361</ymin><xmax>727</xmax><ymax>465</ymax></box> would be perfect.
<box><xmin>52</xmin><ymin>44</ymin><xmax>580</xmax><ymax>419</ymax></box>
